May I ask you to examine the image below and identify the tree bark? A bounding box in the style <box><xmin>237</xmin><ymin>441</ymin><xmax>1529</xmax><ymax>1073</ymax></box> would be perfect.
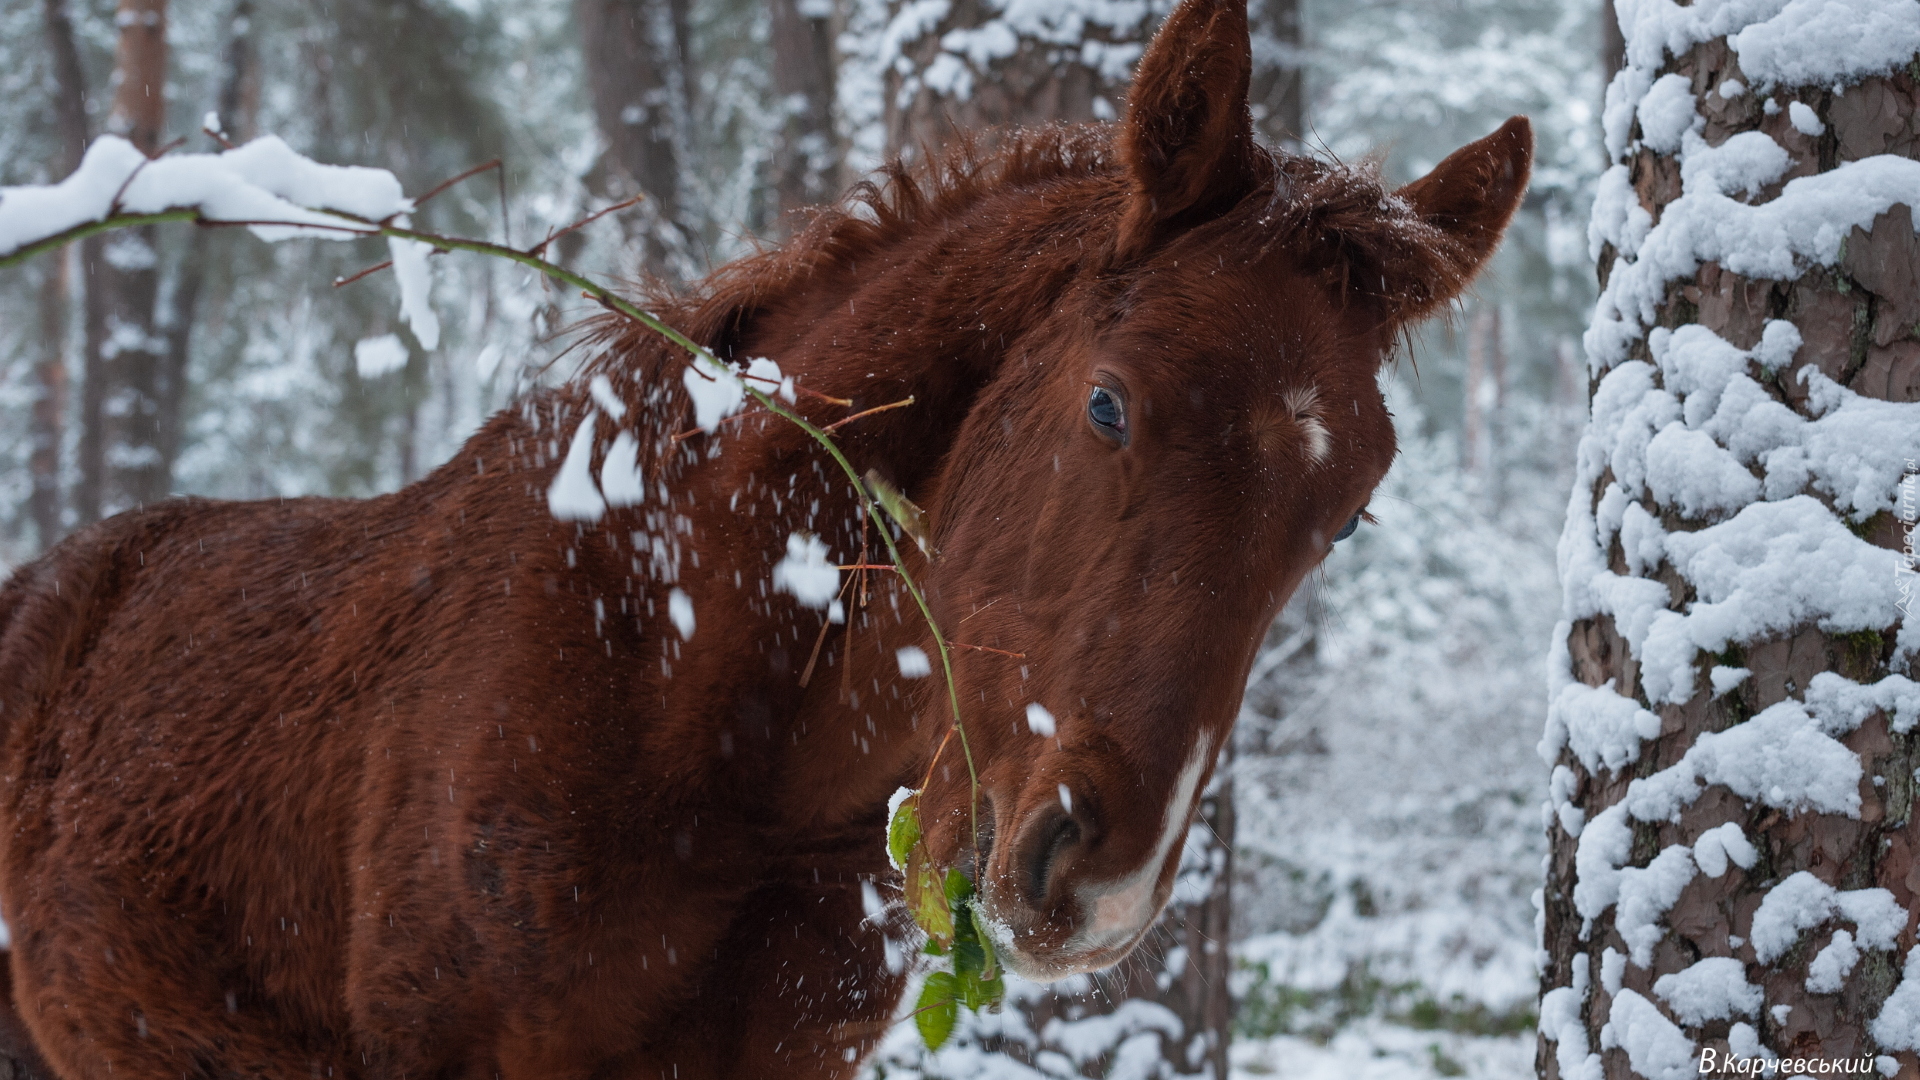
<box><xmin>77</xmin><ymin>0</ymin><xmax>170</xmax><ymax>523</ymax></box>
<box><xmin>881</xmin><ymin>0</ymin><xmax>1159</xmax><ymax>160</ymax></box>
<box><xmin>576</xmin><ymin>0</ymin><xmax>693</xmax><ymax>276</ymax></box>
<box><xmin>1541</xmin><ymin>16</ymin><xmax>1920</xmax><ymax>1080</ymax></box>
<box><xmin>30</xmin><ymin>0</ymin><xmax>92</xmax><ymax>550</ymax></box>
<box><xmin>769</xmin><ymin>0</ymin><xmax>839</xmax><ymax>230</ymax></box>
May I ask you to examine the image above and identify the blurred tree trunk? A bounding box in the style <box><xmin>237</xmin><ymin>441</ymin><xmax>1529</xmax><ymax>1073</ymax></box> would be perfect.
<box><xmin>158</xmin><ymin>0</ymin><xmax>258</xmax><ymax>480</ymax></box>
<box><xmin>577</xmin><ymin>0</ymin><xmax>694</xmax><ymax>277</ymax></box>
<box><xmin>881</xmin><ymin>0</ymin><xmax>1159</xmax><ymax>160</ymax></box>
<box><xmin>1104</xmin><ymin>761</ymin><xmax>1238</xmax><ymax>1079</ymax></box>
<box><xmin>30</xmin><ymin>0</ymin><xmax>91</xmax><ymax>550</ymax></box>
<box><xmin>1599</xmin><ymin>0</ymin><xmax>1624</xmax><ymax>84</ymax></box>
<box><xmin>77</xmin><ymin>0</ymin><xmax>169</xmax><ymax>524</ymax></box>
<box><xmin>1539</xmin><ymin>13</ymin><xmax>1920</xmax><ymax>1080</ymax></box>
<box><xmin>769</xmin><ymin>0</ymin><xmax>839</xmax><ymax>229</ymax></box>
<box><xmin>1249</xmin><ymin>0</ymin><xmax>1304</xmax><ymax>149</ymax></box>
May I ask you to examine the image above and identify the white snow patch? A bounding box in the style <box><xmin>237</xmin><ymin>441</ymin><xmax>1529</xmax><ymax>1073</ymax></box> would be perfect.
<box><xmin>599</xmin><ymin>432</ymin><xmax>645</xmax><ymax>508</ymax></box>
<box><xmin>1729</xmin><ymin>0</ymin><xmax>1920</xmax><ymax>88</ymax></box>
<box><xmin>588</xmin><ymin>374</ymin><xmax>628</xmax><ymax>420</ymax></box>
<box><xmin>1806</xmin><ymin>928</ymin><xmax>1861</xmax><ymax>993</ymax></box>
<box><xmin>1601</xmin><ymin>988</ymin><xmax>1697</xmax><ymax>1080</ymax></box>
<box><xmin>1025</xmin><ymin>702</ymin><xmax>1056</xmax><ymax>737</ymax></box>
<box><xmin>1709</xmin><ymin>666</ymin><xmax>1749</xmax><ymax>698</ymax></box>
<box><xmin>547</xmin><ymin>411</ymin><xmax>607</xmax><ymax>523</ymax></box>
<box><xmin>1540</xmin><ymin>953</ymin><xmax>1604</xmax><ymax>1080</ymax></box>
<box><xmin>1622</xmin><ymin>699</ymin><xmax>1862</xmax><ymax>820</ymax></box>
<box><xmin>1547</xmin><ymin>680</ymin><xmax>1662</xmax><ymax>774</ymax></box>
<box><xmin>387</xmin><ymin>221</ymin><xmax>439</xmax><ymax>350</ymax></box>
<box><xmin>353</xmin><ymin>333</ymin><xmax>408</xmax><ymax>378</ymax></box>
<box><xmin>1803</xmin><ymin>672</ymin><xmax>1920</xmax><ymax>735</ymax></box>
<box><xmin>1786</xmin><ymin>100</ymin><xmax>1825</xmax><ymax>136</ymax></box>
<box><xmin>1615</xmin><ymin>845</ymin><xmax>1696</xmax><ymax>966</ymax></box>
<box><xmin>1690</xmin><ymin>821</ymin><xmax>1757</xmax><ymax>878</ymax></box>
<box><xmin>668</xmin><ymin>588</ymin><xmax>695</xmax><ymax>639</ymax></box>
<box><xmin>1749</xmin><ymin>872</ymin><xmax>1904</xmax><ymax>963</ymax></box>
<box><xmin>772</xmin><ymin>533</ymin><xmax>840</xmax><ymax>609</ymax></box>
<box><xmin>895</xmin><ymin>646</ymin><xmax>931</xmax><ymax>679</ymax></box>
<box><xmin>682</xmin><ymin>354</ymin><xmax>747</xmax><ymax>432</ymax></box>
<box><xmin>1652</xmin><ymin>956</ymin><xmax>1762</xmax><ymax>1025</ymax></box>
<box><xmin>1873</xmin><ymin>948</ymin><xmax>1920</xmax><ymax>1051</ymax></box>
<box><xmin>1637</xmin><ymin>74</ymin><xmax>1701</xmax><ymax>154</ymax></box>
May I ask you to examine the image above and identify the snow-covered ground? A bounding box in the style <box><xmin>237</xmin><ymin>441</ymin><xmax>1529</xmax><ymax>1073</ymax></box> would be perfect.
<box><xmin>1232</xmin><ymin>1024</ymin><xmax>1534</xmax><ymax>1080</ymax></box>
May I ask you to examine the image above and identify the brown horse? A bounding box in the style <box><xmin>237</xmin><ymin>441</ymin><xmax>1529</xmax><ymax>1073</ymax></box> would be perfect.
<box><xmin>0</xmin><ymin>1</ymin><xmax>1529</xmax><ymax>1075</ymax></box>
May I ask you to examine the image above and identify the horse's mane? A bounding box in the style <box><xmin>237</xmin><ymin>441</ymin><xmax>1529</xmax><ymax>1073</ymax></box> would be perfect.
<box><xmin>581</xmin><ymin>121</ymin><xmax>1451</xmax><ymax>378</ymax></box>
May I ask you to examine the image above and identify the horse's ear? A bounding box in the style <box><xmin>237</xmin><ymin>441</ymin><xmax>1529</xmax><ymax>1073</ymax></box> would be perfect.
<box><xmin>1377</xmin><ymin>116</ymin><xmax>1533</xmax><ymax>321</ymax></box>
<box><xmin>1114</xmin><ymin>0</ymin><xmax>1260</xmax><ymax>264</ymax></box>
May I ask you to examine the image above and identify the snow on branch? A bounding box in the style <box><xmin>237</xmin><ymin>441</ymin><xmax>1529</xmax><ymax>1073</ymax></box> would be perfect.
<box><xmin>0</xmin><ymin>135</ymin><xmax>407</xmax><ymax>254</ymax></box>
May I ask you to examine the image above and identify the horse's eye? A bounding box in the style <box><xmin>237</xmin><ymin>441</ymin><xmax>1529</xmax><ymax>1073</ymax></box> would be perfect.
<box><xmin>1333</xmin><ymin>513</ymin><xmax>1361</xmax><ymax>543</ymax></box>
<box><xmin>1088</xmin><ymin>387</ymin><xmax>1125</xmax><ymax>438</ymax></box>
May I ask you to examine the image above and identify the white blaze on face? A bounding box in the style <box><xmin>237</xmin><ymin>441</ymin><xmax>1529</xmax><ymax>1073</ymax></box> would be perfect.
<box><xmin>1071</xmin><ymin>734</ymin><xmax>1214</xmax><ymax>953</ymax></box>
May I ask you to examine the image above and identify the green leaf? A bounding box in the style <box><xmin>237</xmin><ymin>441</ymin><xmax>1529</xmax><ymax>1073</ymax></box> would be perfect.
<box><xmin>887</xmin><ymin>794</ymin><xmax>921</xmax><ymax>872</ymax></box>
<box><xmin>950</xmin><ymin>905</ymin><xmax>986</xmax><ymax>982</ymax></box>
<box><xmin>864</xmin><ymin>469</ymin><xmax>938</xmax><ymax>560</ymax></box>
<box><xmin>905</xmin><ymin>845</ymin><xmax>952</xmax><ymax>945</ymax></box>
<box><xmin>943</xmin><ymin>868</ymin><xmax>973</xmax><ymax>907</ymax></box>
<box><xmin>916</xmin><ymin>971</ymin><xmax>960</xmax><ymax>1050</ymax></box>
<box><xmin>970</xmin><ymin>901</ymin><xmax>1000</xmax><ymax>982</ymax></box>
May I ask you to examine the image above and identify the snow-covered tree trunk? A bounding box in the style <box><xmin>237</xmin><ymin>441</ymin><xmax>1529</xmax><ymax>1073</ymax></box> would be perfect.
<box><xmin>578</xmin><ymin>0</ymin><xmax>697</xmax><ymax>276</ymax></box>
<box><xmin>1539</xmin><ymin>1</ymin><xmax>1920</xmax><ymax>1077</ymax></box>
<box><xmin>77</xmin><ymin>0</ymin><xmax>169</xmax><ymax>523</ymax></box>
<box><xmin>770</xmin><ymin>0</ymin><xmax>840</xmax><ymax>228</ymax></box>
<box><xmin>879</xmin><ymin>0</ymin><xmax>1166</xmax><ymax>159</ymax></box>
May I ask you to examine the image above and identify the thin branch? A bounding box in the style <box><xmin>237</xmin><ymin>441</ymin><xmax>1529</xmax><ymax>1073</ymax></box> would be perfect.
<box><xmin>836</xmin><ymin>563</ymin><xmax>898</xmax><ymax>572</ymax></box>
<box><xmin>822</xmin><ymin>396</ymin><xmax>915</xmax><ymax>433</ymax></box>
<box><xmin>332</xmin><ymin>259</ymin><xmax>393</xmax><ymax>288</ymax></box>
<box><xmin>528</xmin><ymin>194</ymin><xmax>645</xmax><ymax>258</ymax></box>
<box><xmin>414</xmin><ymin>158</ymin><xmax>502</xmax><ymax>209</ymax></box>
<box><xmin>944</xmin><ymin>641</ymin><xmax>1025</xmax><ymax>660</ymax></box>
<box><xmin>668</xmin><ymin>408</ymin><xmax>770</xmax><ymax>443</ymax></box>
<box><xmin>741</xmin><ymin>372</ymin><xmax>852</xmax><ymax>407</ymax></box>
<box><xmin>0</xmin><ymin>210</ymin><xmax>199</xmax><ymax>268</ymax></box>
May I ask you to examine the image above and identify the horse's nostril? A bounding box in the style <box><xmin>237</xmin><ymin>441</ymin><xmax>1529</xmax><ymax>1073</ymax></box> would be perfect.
<box><xmin>1020</xmin><ymin>810</ymin><xmax>1082</xmax><ymax>908</ymax></box>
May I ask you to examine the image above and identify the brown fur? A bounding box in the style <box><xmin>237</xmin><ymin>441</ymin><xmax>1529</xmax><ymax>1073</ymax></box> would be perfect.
<box><xmin>0</xmin><ymin>2</ymin><xmax>1529</xmax><ymax>1075</ymax></box>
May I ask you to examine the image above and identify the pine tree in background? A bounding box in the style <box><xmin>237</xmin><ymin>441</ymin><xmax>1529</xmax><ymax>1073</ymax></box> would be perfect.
<box><xmin>29</xmin><ymin>0</ymin><xmax>89</xmax><ymax>551</ymax></box>
<box><xmin>578</xmin><ymin>0</ymin><xmax>698</xmax><ymax>276</ymax></box>
<box><xmin>770</xmin><ymin>0</ymin><xmax>840</xmax><ymax>229</ymax></box>
<box><xmin>877</xmin><ymin>0</ymin><xmax>1168</xmax><ymax>159</ymax></box>
<box><xmin>76</xmin><ymin>0</ymin><xmax>170</xmax><ymax>524</ymax></box>
<box><xmin>1540</xmin><ymin>1</ymin><xmax>1920</xmax><ymax>1076</ymax></box>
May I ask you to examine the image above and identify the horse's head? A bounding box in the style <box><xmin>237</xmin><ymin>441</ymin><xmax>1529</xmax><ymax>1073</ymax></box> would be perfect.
<box><xmin>907</xmin><ymin>0</ymin><xmax>1530</xmax><ymax>980</ymax></box>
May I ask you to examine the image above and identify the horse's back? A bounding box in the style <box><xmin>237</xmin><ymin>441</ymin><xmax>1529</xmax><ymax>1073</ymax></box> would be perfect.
<box><xmin>0</xmin><ymin>494</ymin><xmax>427</xmax><ymax>1075</ymax></box>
